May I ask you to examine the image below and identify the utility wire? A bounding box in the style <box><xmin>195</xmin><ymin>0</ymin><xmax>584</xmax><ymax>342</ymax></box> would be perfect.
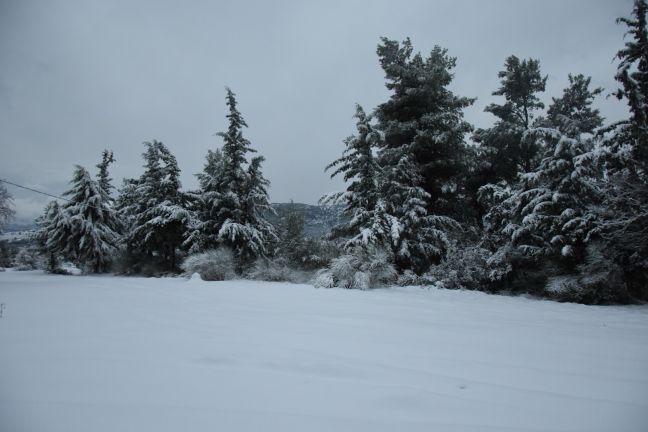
<box><xmin>0</xmin><ymin>178</ymin><xmax>116</xmax><ymax>214</ymax></box>
<box><xmin>0</xmin><ymin>178</ymin><xmax>71</xmax><ymax>202</ymax></box>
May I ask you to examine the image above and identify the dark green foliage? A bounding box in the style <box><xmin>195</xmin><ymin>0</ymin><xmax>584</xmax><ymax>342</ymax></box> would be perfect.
<box><xmin>376</xmin><ymin>38</ymin><xmax>475</xmax><ymax>218</ymax></box>
<box><xmin>193</xmin><ymin>88</ymin><xmax>277</xmax><ymax>272</ymax></box>
<box><xmin>276</xmin><ymin>201</ymin><xmax>307</xmax><ymax>266</ymax></box>
<box><xmin>0</xmin><ymin>240</ymin><xmax>15</xmax><ymax>268</ymax></box>
<box><xmin>613</xmin><ymin>0</ymin><xmax>648</xmax><ymax>170</ymax></box>
<box><xmin>119</xmin><ymin>141</ymin><xmax>192</xmax><ymax>274</ymax></box>
<box><xmin>473</xmin><ymin>55</ymin><xmax>548</xmax><ymax>186</ymax></box>
<box><xmin>42</xmin><ymin>166</ymin><xmax>121</xmax><ymax>273</ymax></box>
<box><xmin>545</xmin><ymin>74</ymin><xmax>603</xmax><ymax>137</ymax></box>
<box><xmin>579</xmin><ymin>0</ymin><xmax>648</xmax><ymax>302</ymax></box>
<box><xmin>0</xmin><ymin>184</ymin><xmax>15</xmax><ymax>233</ymax></box>
<box><xmin>96</xmin><ymin>149</ymin><xmax>116</xmax><ymax>198</ymax></box>
<box><xmin>186</xmin><ymin>149</ymin><xmax>225</xmax><ymax>252</ymax></box>
<box><xmin>323</xmin><ymin>104</ymin><xmax>381</xmax><ymax>248</ymax></box>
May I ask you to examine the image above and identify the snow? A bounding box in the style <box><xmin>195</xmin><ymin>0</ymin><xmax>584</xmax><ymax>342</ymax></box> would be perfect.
<box><xmin>1</xmin><ymin>270</ymin><xmax>648</xmax><ymax>432</ymax></box>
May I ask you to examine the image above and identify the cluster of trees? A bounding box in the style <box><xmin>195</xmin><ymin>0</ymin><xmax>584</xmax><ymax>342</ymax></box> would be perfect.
<box><xmin>9</xmin><ymin>0</ymin><xmax>647</xmax><ymax>304</ymax></box>
<box><xmin>321</xmin><ymin>0</ymin><xmax>648</xmax><ymax>303</ymax></box>
<box><xmin>38</xmin><ymin>88</ymin><xmax>278</xmax><ymax>275</ymax></box>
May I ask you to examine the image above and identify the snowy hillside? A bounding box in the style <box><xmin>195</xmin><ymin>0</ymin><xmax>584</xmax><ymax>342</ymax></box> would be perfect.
<box><xmin>1</xmin><ymin>271</ymin><xmax>647</xmax><ymax>431</ymax></box>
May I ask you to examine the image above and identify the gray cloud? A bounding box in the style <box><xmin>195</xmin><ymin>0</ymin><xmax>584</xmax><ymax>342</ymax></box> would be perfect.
<box><xmin>0</xmin><ymin>0</ymin><xmax>633</xmax><ymax>222</ymax></box>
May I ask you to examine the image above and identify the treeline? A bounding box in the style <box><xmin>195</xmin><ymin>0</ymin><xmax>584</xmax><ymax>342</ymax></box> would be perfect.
<box><xmin>315</xmin><ymin>1</ymin><xmax>648</xmax><ymax>303</ymax></box>
<box><xmin>13</xmin><ymin>0</ymin><xmax>648</xmax><ymax>304</ymax></box>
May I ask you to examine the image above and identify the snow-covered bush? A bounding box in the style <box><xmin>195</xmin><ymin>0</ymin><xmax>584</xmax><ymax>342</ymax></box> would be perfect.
<box><xmin>313</xmin><ymin>247</ymin><xmax>397</xmax><ymax>289</ymax></box>
<box><xmin>13</xmin><ymin>247</ymin><xmax>42</xmax><ymax>271</ymax></box>
<box><xmin>181</xmin><ymin>249</ymin><xmax>236</xmax><ymax>281</ymax></box>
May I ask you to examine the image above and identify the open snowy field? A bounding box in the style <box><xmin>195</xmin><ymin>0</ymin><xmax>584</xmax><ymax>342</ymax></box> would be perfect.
<box><xmin>1</xmin><ymin>270</ymin><xmax>647</xmax><ymax>432</ymax></box>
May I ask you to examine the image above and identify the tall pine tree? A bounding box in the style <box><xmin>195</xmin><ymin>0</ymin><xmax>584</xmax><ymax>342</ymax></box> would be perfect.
<box><xmin>119</xmin><ymin>141</ymin><xmax>191</xmax><ymax>273</ymax></box>
<box><xmin>580</xmin><ymin>0</ymin><xmax>648</xmax><ymax>300</ymax></box>
<box><xmin>96</xmin><ymin>149</ymin><xmax>116</xmax><ymax>199</ymax></box>
<box><xmin>323</xmin><ymin>104</ymin><xmax>382</xmax><ymax>249</ymax></box>
<box><xmin>0</xmin><ymin>183</ymin><xmax>15</xmax><ymax>233</ymax></box>
<box><xmin>186</xmin><ymin>148</ymin><xmax>224</xmax><ymax>252</ymax></box>
<box><xmin>372</xmin><ymin>38</ymin><xmax>472</xmax><ymax>271</ymax></box>
<box><xmin>207</xmin><ymin>88</ymin><xmax>276</xmax><ymax>271</ymax></box>
<box><xmin>480</xmin><ymin>75</ymin><xmax>606</xmax><ymax>295</ymax></box>
<box><xmin>473</xmin><ymin>56</ymin><xmax>548</xmax><ymax>185</ymax></box>
<box><xmin>43</xmin><ymin>165</ymin><xmax>120</xmax><ymax>273</ymax></box>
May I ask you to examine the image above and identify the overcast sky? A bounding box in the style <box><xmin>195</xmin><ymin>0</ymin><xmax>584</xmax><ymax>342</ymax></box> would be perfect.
<box><xmin>0</xmin><ymin>0</ymin><xmax>633</xmax><ymax>223</ymax></box>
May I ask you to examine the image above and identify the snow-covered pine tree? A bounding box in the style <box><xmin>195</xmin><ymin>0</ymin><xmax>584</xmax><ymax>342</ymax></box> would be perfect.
<box><xmin>576</xmin><ymin>0</ymin><xmax>648</xmax><ymax>301</ymax></box>
<box><xmin>322</xmin><ymin>104</ymin><xmax>382</xmax><ymax>249</ymax></box>
<box><xmin>119</xmin><ymin>141</ymin><xmax>192</xmax><ymax>273</ymax></box>
<box><xmin>210</xmin><ymin>88</ymin><xmax>276</xmax><ymax>271</ymax></box>
<box><xmin>612</xmin><ymin>0</ymin><xmax>648</xmax><ymax>172</ymax></box>
<box><xmin>96</xmin><ymin>149</ymin><xmax>116</xmax><ymax>199</ymax></box>
<box><xmin>480</xmin><ymin>74</ymin><xmax>604</xmax><ymax>293</ymax></box>
<box><xmin>545</xmin><ymin>74</ymin><xmax>604</xmax><ymax>138</ymax></box>
<box><xmin>372</xmin><ymin>38</ymin><xmax>471</xmax><ymax>272</ymax></box>
<box><xmin>378</xmin><ymin>148</ymin><xmax>459</xmax><ymax>273</ymax></box>
<box><xmin>376</xmin><ymin>38</ymin><xmax>475</xmax><ymax>219</ymax></box>
<box><xmin>0</xmin><ymin>183</ymin><xmax>15</xmax><ymax>233</ymax></box>
<box><xmin>473</xmin><ymin>56</ymin><xmax>548</xmax><ymax>185</ymax></box>
<box><xmin>185</xmin><ymin>148</ymin><xmax>224</xmax><ymax>252</ymax></box>
<box><xmin>37</xmin><ymin>201</ymin><xmax>64</xmax><ymax>272</ymax></box>
<box><xmin>43</xmin><ymin>165</ymin><xmax>120</xmax><ymax>273</ymax></box>
<box><xmin>241</xmin><ymin>155</ymin><xmax>278</xmax><ymax>259</ymax></box>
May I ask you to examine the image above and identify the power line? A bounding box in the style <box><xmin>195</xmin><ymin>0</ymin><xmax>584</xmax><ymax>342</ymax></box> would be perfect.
<box><xmin>0</xmin><ymin>178</ymin><xmax>71</xmax><ymax>202</ymax></box>
<box><xmin>1</xmin><ymin>178</ymin><xmax>118</xmax><ymax>214</ymax></box>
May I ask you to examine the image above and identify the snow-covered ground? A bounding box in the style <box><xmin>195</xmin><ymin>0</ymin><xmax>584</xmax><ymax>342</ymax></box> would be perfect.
<box><xmin>1</xmin><ymin>270</ymin><xmax>647</xmax><ymax>432</ymax></box>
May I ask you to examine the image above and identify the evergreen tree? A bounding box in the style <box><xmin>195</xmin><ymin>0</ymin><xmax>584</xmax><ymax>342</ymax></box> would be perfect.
<box><xmin>37</xmin><ymin>201</ymin><xmax>63</xmax><ymax>272</ymax></box>
<box><xmin>380</xmin><ymin>150</ymin><xmax>460</xmax><ymax>272</ymax></box>
<box><xmin>185</xmin><ymin>148</ymin><xmax>224</xmax><ymax>252</ymax></box>
<box><xmin>473</xmin><ymin>56</ymin><xmax>548</xmax><ymax>184</ymax></box>
<box><xmin>276</xmin><ymin>201</ymin><xmax>306</xmax><ymax>266</ymax></box>
<box><xmin>376</xmin><ymin>38</ymin><xmax>475</xmax><ymax>218</ymax></box>
<box><xmin>96</xmin><ymin>149</ymin><xmax>116</xmax><ymax>198</ymax></box>
<box><xmin>323</xmin><ymin>104</ymin><xmax>382</xmax><ymax>249</ymax></box>
<box><xmin>613</xmin><ymin>0</ymin><xmax>648</xmax><ymax>171</ymax></box>
<box><xmin>240</xmin><ymin>154</ymin><xmax>278</xmax><ymax>260</ymax></box>
<box><xmin>480</xmin><ymin>75</ymin><xmax>605</xmax><ymax>294</ymax></box>
<box><xmin>43</xmin><ymin>166</ymin><xmax>120</xmax><ymax>273</ymax></box>
<box><xmin>209</xmin><ymin>88</ymin><xmax>276</xmax><ymax>271</ymax></box>
<box><xmin>578</xmin><ymin>0</ymin><xmax>648</xmax><ymax>300</ymax></box>
<box><xmin>545</xmin><ymin>74</ymin><xmax>603</xmax><ymax>138</ymax></box>
<box><xmin>370</xmin><ymin>38</ymin><xmax>470</xmax><ymax>271</ymax></box>
<box><xmin>0</xmin><ymin>183</ymin><xmax>15</xmax><ymax>233</ymax></box>
<box><xmin>119</xmin><ymin>141</ymin><xmax>191</xmax><ymax>273</ymax></box>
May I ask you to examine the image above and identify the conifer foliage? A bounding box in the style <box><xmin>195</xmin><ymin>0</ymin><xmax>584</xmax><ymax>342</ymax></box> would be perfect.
<box><xmin>0</xmin><ymin>183</ymin><xmax>15</xmax><ymax>233</ymax></box>
<box><xmin>190</xmin><ymin>88</ymin><xmax>276</xmax><ymax>271</ymax></box>
<box><xmin>96</xmin><ymin>149</ymin><xmax>116</xmax><ymax>199</ymax></box>
<box><xmin>119</xmin><ymin>141</ymin><xmax>191</xmax><ymax>273</ymax></box>
<box><xmin>42</xmin><ymin>165</ymin><xmax>120</xmax><ymax>273</ymax></box>
<box><xmin>324</xmin><ymin>39</ymin><xmax>473</xmax><ymax>274</ymax></box>
<box><xmin>323</xmin><ymin>104</ymin><xmax>381</xmax><ymax>249</ymax></box>
<box><xmin>473</xmin><ymin>56</ymin><xmax>548</xmax><ymax>185</ymax></box>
